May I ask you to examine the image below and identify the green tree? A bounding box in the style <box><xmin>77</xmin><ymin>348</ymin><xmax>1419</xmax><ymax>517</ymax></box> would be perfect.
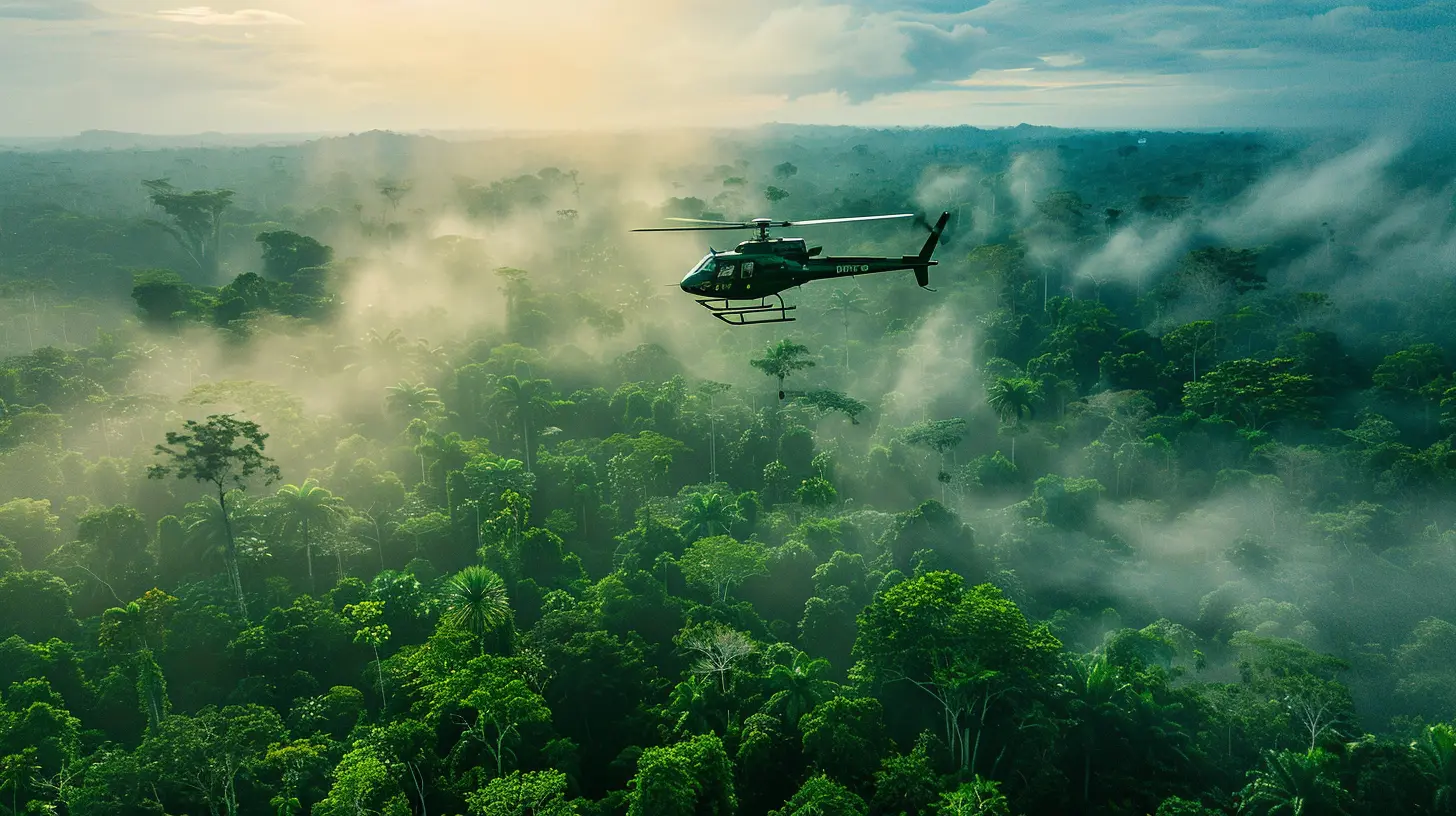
<box><xmin>0</xmin><ymin>498</ymin><xmax>62</xmax><ymax>570</ymax></box>
<box><xmin>442</xmin><ymin>565</ymin><xmax>512</xmax><ymax>652</ymax></box>
<box><xmin>1182</xmin><ymin>358</ymin><xmax>1315</xmax><ymax>430</ymax></box>
<box><xmin>870</xmin><ymin>738</ymin><xmax>939</xmax><ymax>816</ymax></box>
<box><xmin>853</xmin><ymin>572</ymin><xmax>1060</xmax><ymax>774</ymax></box>
<box><xmin>679</xmin><ymin>492</ymin><xmax>743</xmax><ymax>541</ymax></box>
<box><xmin>263</xmin><ymin>739</ymin><xmax>331</xmax><ymax>816</ymax></box>
<box><xmin>1163</xmin><ymin>320</ymin><xmax>1220</xmax><ymax>381</ymax></box>
<box><xmin>256</xmin><ymin>230</ymin><xmax>332</xmax><ymax>285</ymax></box>
<box><xmin>148</xmin><ymin>414</ymin><xmax>280</xmax><ymax>618</ymax></box>
<box><xmin>458</xmin><ymin>660</ymin><xmax>552</xmax><ymax>779</ymax></box>
<box><xmin>627</xmin><ymin>733</ymin><xmax>736</xmax><ymax>816</ymax></box>
<box><xmin>344</xmin><ymin>601</ymin><xmax>392</xmax><ymax>712</ymax></box>
<box><xmin>752</xmin><ymin>340</ymin><xmax>816</xmax><ymax>400</ymax></box>
<box><xmin>679</xmin><ymin>535</ymin><xmax>769</xmax><ymax>603</ymax></box>
<box><xmin>771</xmin><ymin>774</ymin><xmax>866</xmax><ymax>816</ymax></box>
<box><xmin>143</xmin><ymin>179</ymin><xmax>234</xmax><ymax>277</ymax></box>
<box><xmin>986</xmin><ymin>377</ymin><xmax>1041</xmax><ymax>465</ymax></box>
<box><xmin>385</xmin><ymin>381</ymin><xmax>444</xmax><ymax>421</ymax></box>
<box><xmin>1238</xmin><ymin>749</ymin><xmax>1350</xmax><ymax>815</ymax></box>
<box><xmin>0</xmin><ymin>749</ymin><xmax>38</xmax><ymax>816</ymax></box>
<box><xmin>799</xmin><ymin>696</ymin><xmax>889</xmax><ymax>791</ymax></box>
<box><xmin>937</xmin><ymin>778</ymin><xmax>1010</xmax><ymax>816</ymax></box>
<box><xmin>73</xmin><ymin>504</ymin><xmax>151</xmax><ymax>590</ymax></box>
<box><xmin>468</xmin><ymin>769</ymin><xmax>576</xmax><ymax>816</ymax></box>
<box><xmin>141</xmin><ymin>704</ymin><xmax>286</xmax><ymax>816</ymax></box>
<box><xmin>795</xmin><ymin>477</ymin><xmax>838</xmax><ymax>508</ymax></box>
<box><xmin>1413</xmin><ymin>723</ymin><xmax>1456</xmax><ymax>815</ymax></box>
<box><xmin>269</xmin><ymin>479</ymin><xmax>345</xmax><ymax>593</ymax></box>
<box><xmin>492</xmin><ymin>375</ymin><xmax>555</xmax><ymax>473</ymax></box>
<box><xmin>131</xmin><ymin>269</ymin><xmax>201</xmax><ymax>327</ymax></box>
<box><xmin>312</xmin><ymin>741</ymin><xmax>407</xmax><ymax>816</ymax></box>
<box><xmin>794</xmin><ymin>389</ymin><xmax>869</xmax><ymax>425</ymax></box>
<box><xmin>903</xmin><ymin>417</ymin><xmax>967</xmax><ymax>498</ymax></box>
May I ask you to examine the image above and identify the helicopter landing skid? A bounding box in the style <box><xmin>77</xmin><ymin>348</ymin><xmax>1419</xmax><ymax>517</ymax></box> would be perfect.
<box><xmin>696</xmin><ymin>294</ymin><xmax>797</xmax><ymax>326</ymax></box>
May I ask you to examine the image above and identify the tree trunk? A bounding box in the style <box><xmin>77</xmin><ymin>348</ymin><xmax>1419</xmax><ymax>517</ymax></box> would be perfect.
<box><xmin>217</xmin><ymin>488</ymin><xmax>247</xmax><ymax>619</ymax></box>
<box><xmin>1083</xmin><ymin>752</ymin><xmax>1091</xmax><ymax>806</ymax></box>
<box><xmin>408</xmin><ymin>762</ymin><xmax>429</xmax><ymax>816</ymax></box>
<box><xmin>303</xmin><ymin>519</ymin><xmax>314</xmax><ymax>594</ymax></box>
<box><xmin>522</xmin><ymin>415</ymin><xmax>532</xmax><ymax>473</ymax></box>
<box><xmin>373</xmin><ymin>644</ymin><xmax>388</xmax><ymax>713</ymax></box>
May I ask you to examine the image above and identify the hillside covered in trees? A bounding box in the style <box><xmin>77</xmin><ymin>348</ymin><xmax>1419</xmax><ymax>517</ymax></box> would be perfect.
<box><xmin>0</xmin><ymin>125</ymin><xmax>1455</xmax><ymax>815</ymax></box>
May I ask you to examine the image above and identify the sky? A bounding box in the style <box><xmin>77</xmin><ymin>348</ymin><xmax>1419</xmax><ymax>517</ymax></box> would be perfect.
<box><xmin>0</xmin><ymin>0</ymin><xmax>1453</xmax><ymax>136</ymax></box>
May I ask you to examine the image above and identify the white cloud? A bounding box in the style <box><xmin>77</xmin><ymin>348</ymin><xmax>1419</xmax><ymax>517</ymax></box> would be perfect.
<box><xmin>156</xmin><ymin>6</ymin><xmax>302</xmax><ymax>25</ymax></box>
<box><xmin>1039</xmin><ymin>53</ymin><xmax>1085</xmax><ymax>68</ymax></box>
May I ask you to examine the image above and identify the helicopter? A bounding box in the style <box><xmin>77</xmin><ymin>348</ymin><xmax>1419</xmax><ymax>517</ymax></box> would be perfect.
<box><xmin>632</xmin><ymin>210</ymin><xmax>951</xmax><ymax>325</ymax></box>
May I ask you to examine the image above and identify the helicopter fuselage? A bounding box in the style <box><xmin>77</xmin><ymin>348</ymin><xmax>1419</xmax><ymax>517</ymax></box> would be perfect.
<box><xmin>679</xmin><ymin>238</ymin><xmax>937</xmax><ymax>300</ymax></box>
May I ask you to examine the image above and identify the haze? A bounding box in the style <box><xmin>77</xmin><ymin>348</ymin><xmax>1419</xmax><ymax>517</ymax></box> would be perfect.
<box><xmin>4</xmin><ymin>0</ymin><xmax>1454</xmax><ymax>136</ymax></box>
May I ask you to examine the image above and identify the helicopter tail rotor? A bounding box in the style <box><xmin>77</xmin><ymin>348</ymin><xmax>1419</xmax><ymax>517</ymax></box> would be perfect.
<box><xmin>904</xmin><ymin>211</ymin><xmax>950</xmax><ymax>290</ymax></box>
<box><xmin>917</xmin><ymin>211</ymin><xmax>951</xmax><ymax>263</ymax></box>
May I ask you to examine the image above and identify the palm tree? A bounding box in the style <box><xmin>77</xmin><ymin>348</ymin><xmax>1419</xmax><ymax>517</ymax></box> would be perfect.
<box><xmin>441</xmin><ymin>565</ymin><xmax>511</xmax><ymax>653</ymax></box>
<box><xmin>763</xmin><ymin>654</ymin><xmax>836</xmax><ymax>726</ymax></box>
<box><xmin>827</xmin><ymin>288</ymin><xmax>868</xmax><ymax>370</ymax></box>
<box><xmin>385</xmin><ymin>381</ymin><xmax>444</xmax><ymax>420</ymax></box>
<box><xmin>341</xmin><ymin>328</ymin><xmax>411</xmax><ymax>377</ymax></box>
<box><xmin>490</xmin><ymin>375</ymin><xmax>553</xmax><ymax>472</ymax></box>
<box><xmin>751</xmin><ymin>339</ymin><xmax>816</xmax><ymax>400</ymax></box>
<box><xmin>270</xmin><ymin>479</ymin><xmax>346</xmax><ymax>593</ymax></box>
<box><xmin>1414</xmin><ymin>724</ymin><xmax>1456</xmax><ymax>814</ymax></box>
<box><xmin>679</xmin><ymin>492</ymin><xmax>743</xmax><ymax>541</ymax></box>
<box><xmin>986</xmin><ymin>376</ymin><xmax>1042</xmax><ymax>465</ymax></box>
<box><xmin>412</xmin><ymin>339</ymin><xmax>452</xmax><ymax>378</ymax></box>
<box><xmin>1238</xmin><ymin>749</ymin><xmax>1350</xmax><ymax>815</ymax></box>
<box><xmin>1066</xmin><ymin>656</ymin><xmax>1130</xmax><ymax>806</ymax></box>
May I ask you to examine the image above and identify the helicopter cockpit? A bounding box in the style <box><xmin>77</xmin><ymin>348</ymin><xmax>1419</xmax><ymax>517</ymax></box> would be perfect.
<box><xmin>680</xmin><ymin>253</ymin><xmax>718</xmax><ymax>293</ymax></box>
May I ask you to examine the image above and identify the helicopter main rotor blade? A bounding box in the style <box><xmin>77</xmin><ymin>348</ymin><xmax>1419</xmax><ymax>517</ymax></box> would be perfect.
<box><xmin>631</xmin><ymin>225</ymin><xmax>755</xmax><ymax>232</ymax></box>
<box><xmin>784</xmin><ymin>213</ymin><xmax>916</xmax><ymax>227</ymax></box>
<box><xmin>663</xmin><ymin>217</ymin><xmax>754</xmax><ymax>226</ymax></box>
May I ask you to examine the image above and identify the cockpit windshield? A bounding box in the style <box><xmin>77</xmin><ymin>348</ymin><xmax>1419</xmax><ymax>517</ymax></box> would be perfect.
<box><xmin>684</xmin><ymin>254</ymin><xmax>715</xmax><ymax>282</ymax></box>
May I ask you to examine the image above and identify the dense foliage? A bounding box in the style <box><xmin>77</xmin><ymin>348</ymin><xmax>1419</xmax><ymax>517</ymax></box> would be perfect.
<box><xmin>0</xmin><ymin>125</ymin><xmax>1454</xmax><ymax>814</ymax></box>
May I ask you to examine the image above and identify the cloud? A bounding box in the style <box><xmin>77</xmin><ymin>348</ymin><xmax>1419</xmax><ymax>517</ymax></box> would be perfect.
<box><xmin>3</xmin><ymin>0</ymin><xmax>1455</xmax><ymax>135</ymax></box>
<box><xmin>1039</xmin><ymin>53</ymin><xmax>1085</xmax><ymax>68</ymax></box>
<box><xmin>0</xmin><ymin>0</ymin><xmax>99</xmax><ymax>19</ymax></box>
<box><xmin>156</xmin><ymin>6</ymin><xmax>302</xmax><ymax>25</ymax></box>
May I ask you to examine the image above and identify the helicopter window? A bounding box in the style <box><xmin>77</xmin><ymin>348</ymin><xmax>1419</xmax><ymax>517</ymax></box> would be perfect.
<box><xmin>741</xmin><ymin>261</ymin><xmax>755</xmax><ymax>278</ymax></box>
<box><xmin>717</xmin><ymin>263</ymin><xmax>736</xmax><ymax>278</ymax></box>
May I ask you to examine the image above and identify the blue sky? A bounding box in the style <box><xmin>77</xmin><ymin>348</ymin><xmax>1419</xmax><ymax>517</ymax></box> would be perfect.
<box><xmin>0</xmin><ymin>0</ymin><xmax>1451</xmax><ymax>136</ymax></box>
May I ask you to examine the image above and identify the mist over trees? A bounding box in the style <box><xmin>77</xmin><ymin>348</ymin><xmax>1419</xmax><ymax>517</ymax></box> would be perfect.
<box><xmin>0</xmin><ymin>124</ymin><xmax>1454</xmax><ymax>814</ymax></box>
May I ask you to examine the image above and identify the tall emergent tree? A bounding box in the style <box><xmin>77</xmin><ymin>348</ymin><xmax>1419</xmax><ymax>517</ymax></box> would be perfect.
<box><xmin>752</xmin><ymin>340</ymin><xmax>816</xmax><ymax>401</ymax></box>
<box><xmin>148</xmin><ymin>414</ymin><xmax>280</xmax><ymax>618</ymax></box>
<box><xmin>142</xmin><ymin>179</ymin><xmax>235</xmax><ymax>278</ymax></box>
